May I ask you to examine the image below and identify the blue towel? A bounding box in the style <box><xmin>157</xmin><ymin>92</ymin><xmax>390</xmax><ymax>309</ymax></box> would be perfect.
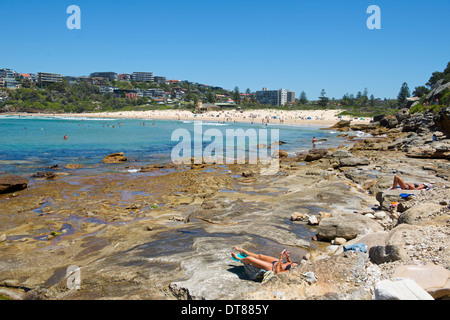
<box><xmin>231</xmin><ymin>253</ymin><xmax>248</xmax><ymax>262</ymax></box>
<box><xmin>343</xmin><ymin>243</ymin><xmax>367</xmax><ymax>253</ymax></box>
<box><xmin>399</xmin><ymin>193</ymin><xmax>414</xmax><ymax>198</ymax></box>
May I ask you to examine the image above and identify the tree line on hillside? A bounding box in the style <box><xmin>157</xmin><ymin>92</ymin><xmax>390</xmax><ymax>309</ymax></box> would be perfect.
<box><xmin>1</xmin><ymin>61</ymin><xmax>448</xmax><ymax>116</ymax></box>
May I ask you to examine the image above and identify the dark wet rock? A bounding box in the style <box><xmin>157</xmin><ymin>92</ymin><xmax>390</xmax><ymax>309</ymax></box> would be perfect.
<box><xmin>303</xmin><ymin>149</ymin><xmax>332</xmax><ymax>162</ymax></box>
<box><xmin>31</xmin><ymin>172</ymin><xmax>58</xmax><ymax>179</ymax></box>
<box><xmin>0</xmin><ymin>175</ymin><xmax>28</xmax><ymax>194</ymax></box>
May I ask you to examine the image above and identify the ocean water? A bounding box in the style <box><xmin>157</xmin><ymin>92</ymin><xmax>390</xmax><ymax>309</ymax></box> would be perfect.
<box><xmin>0</xmin><ymin>115</ymin><xmax>353</xmax><ymax>175</ymax></box>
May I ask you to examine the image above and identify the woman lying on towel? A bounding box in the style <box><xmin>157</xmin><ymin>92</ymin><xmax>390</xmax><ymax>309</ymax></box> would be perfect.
<box><xmin>231</xmin><ymin>246</ymin><xmax>297</xmax><ymax>274</ymax></box>
<box><xmin>391</xmin><ymin>175</ymin><xmax>432</xmax><ymax>190</ymax></box>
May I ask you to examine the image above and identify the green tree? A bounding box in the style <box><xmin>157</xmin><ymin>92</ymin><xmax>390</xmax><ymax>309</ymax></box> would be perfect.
<box><xmin>426</xmin><ymin>61</ymin><xmax>450</xmax><ymax>88</ymax></box>
<box><xmin>233</xmin><ymin>86</ymin><xmax>240</xmax><ymax>104</ymax></box>
<box><xmin>370</xmin><ymin>94</ymin><xmax>375</xmax><ymax>107</ymax></box>
<box><xmin>318</xmin><ymin>89</ymin><xmax>329</xmax><ymax>108</ymax></box>
<box><xmin>397</xmin><ymin>82</ymin><xmax>411</xmax><ymax>105</ymax></box>
<box><xmin>206</xmin><ymin>91</ymin><xmax>216</xmax><ymax>103</ymax></box>
<box><xmin>412</xmin><ymin>86</ymin><xmax>430</xmax><ymax>98</ymax></box>
<box><xmin>299</xmin><ymin>91</ymin><xmax>308</xmax><ymax>104</ymax></box>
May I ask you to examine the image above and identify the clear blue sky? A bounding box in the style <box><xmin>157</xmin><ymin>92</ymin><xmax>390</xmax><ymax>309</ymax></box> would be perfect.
<box><xmin>1</xmin><ymin>0</ymin><xmax>449</xmax><ymax>99</ymax></box>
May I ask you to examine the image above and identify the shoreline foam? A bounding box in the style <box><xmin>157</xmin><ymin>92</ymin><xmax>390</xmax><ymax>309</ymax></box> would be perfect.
<box><xmin>5</xmin><ymin>108</ymin><xmax>372</xmax><ymax>126</ymax></box>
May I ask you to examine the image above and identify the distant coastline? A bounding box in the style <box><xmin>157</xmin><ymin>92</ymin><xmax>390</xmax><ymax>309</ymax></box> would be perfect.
<box><xmin>5</xmin><ymin>109</ymin><xmax>372</xmax><ymax>126</ymax></box>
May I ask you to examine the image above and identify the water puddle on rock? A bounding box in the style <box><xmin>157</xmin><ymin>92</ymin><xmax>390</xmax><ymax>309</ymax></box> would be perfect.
<box><xmin>120</xmin><ymin>226</ymin><xmax>309</xmax><ymax>267</ymax></box>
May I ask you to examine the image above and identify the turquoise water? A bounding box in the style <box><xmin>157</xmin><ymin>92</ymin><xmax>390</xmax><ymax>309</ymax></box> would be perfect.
<box><xmin>0</xmin><ymin>115</ymin><xmax>350</xmax><ymax>175</ymax></box>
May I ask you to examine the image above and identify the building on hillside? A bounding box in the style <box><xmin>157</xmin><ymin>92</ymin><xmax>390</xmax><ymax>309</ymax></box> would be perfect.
<box><xmin>0</xmin><ymin>68</ymin><xmax>14</xmax><ymax>79</ymax></box>
<box><xmin>3</xmin><ymin>78</ymin><xmax>20</xmax><ymax>89</ymax></box>
<box><xmin>89</xmin><ymin>77</ymin><xmax>108</xmax><ymax>86</ymax></box>
<box><xmin>118</xmin><ymin>73</ymin><xmax>131</xmax><ymax>81</ymax></box>
<box><xmin>37</xmin><ymin>72</ymin><xmax>62</xmax><ymax>86</ymax></box>
<box><xmin>99</xmin><ymin>86</ymin><xmax>118</xmax><ymax>94</ymax></box>
<box><xmin>131</xmin><ymin>72</ymin><xmax>154</xmax><ymax>82</ymax></box>
<box><xmin>125</xmin><ymin>92</ymin><xmax>139</xmax><ymax>100</ymax></box>
<box><xmin>17</xmin><ymin>73</ymin><xmax>31</xmax><ymax>80</ymax></box>
<box><xmin>153</xmin><ymin>76</ymin><xmax>166</xmax><ymax>84</ymax></box>
<box><xmin>90</xmin><ymin>72</ymin><xmax>117</xmax><ymax>81</ymax></box>
<box><xmin>255</xmin><ymin>88</ymin><xmax>287</xmax><ymax>106</ymax></box>
<box><xmin>143</xmin><ymin>88</ymin><xmax>166</xmax><ymax>98</ymax></box>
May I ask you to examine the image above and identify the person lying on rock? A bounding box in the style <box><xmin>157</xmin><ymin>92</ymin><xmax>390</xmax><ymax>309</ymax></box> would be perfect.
<box><xmin>231</xmin><ymin>246</ymin><xmax>297</xmax><ymax>274</ymax></box>
<box><xmin>391</xmin><ymin>175</ymin><xmax>432</xmax><ymax>190</ymax></box>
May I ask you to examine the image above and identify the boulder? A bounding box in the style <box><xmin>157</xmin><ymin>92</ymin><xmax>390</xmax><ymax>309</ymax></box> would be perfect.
<box><xmin>316</xmin><ymin>212</ymin><xmax>383</xmax><ymax>241</ymax></box>
<box><xmin>398</xmin><ymin>202</ymin><xmax>443</xmax><ymax>225</ymax></box>
<box><xmin>102</xmin><ymin>152</ymin><xmax>127</xmax><ymax>163</ymax></box>
<box><xmin>391</xmin><ymin>263</ymin><xmax>450</xmax><ymax>299</ymax></box>
<box><xmin>0</xmin><ymin>175</ymin><xmax>28</xmax><ymax>194</ymax></box>
<box><xmin>304</xmin><ymin>149</ymin><xmax>331</xmax><ymax>162</ymax></box>
<box><xmin>402</xmin><ymin>112</ymin><xmax>435</xmax><ymax>134</ymax></box>
<box><xmin>373</xmin><ymin>278</ymin><xmax>434</xmax><ymax>300</ymax></box>
<box><xmin>307</xmin><ymin>215</ymin><xmax>319</xmax><ymax>225</ymax></box>
<box><xmin>327</xmin><ymin>120</ymin><xmax>351</xmax><ymax>132</ymax></box>
<box><xmin>291</xmin><ymin>212</ymin><xmax>307</xmax><ymax>221</ymax></box>
<box><xmin>380</xmin><ymin>116</ymin><xmax>399</xmax><ymax>129</ymax></box>
<box><xmin>406</xmin><ymin>144</ymin><xmax>450</xmax><ymax>159</ymax></box>
<box><xmin>426</xmin><ymin>80</ymin><xmax>450</xmax><ymax>101</ymax></box>
<box><xmin>435</xmin><ymin>106</ymin><xmax>450</xmax><ymax>136</ymax></box>
<box><xmin>273</xmin><ymin>150</ymin><xmax>288</xmax><ymax>158</ymax></box>
<box><xmin>396</xmin><ymin>108</ymin><xmax>410</xmax><ymax>121</ymax></box>
<box><xmin>369</xmin><ymin>224</ymin><xmax>417</xmax><ymax>264</ymax></box>
<box><xmin>339</xmin><ymin>157</ymin><xmax>370</xmax><ymax>167</ymax></box>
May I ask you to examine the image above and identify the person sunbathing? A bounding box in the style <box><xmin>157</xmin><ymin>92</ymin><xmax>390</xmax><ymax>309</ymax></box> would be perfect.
<box><xmin>231</xmin><ymin>246</ymin><xmax>297</xmax><ymax>274</ymax></box>
<box><xmin>391</xmin><ymin>175</ymin><xmax>432</xmax><ymax>190</ymax></box>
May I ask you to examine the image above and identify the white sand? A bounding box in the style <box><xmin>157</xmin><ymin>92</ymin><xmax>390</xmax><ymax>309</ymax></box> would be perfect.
<box><xmin>21</xmin><ymin>109</ymin><xmax>372</xmax><ymax>126</ymax></box>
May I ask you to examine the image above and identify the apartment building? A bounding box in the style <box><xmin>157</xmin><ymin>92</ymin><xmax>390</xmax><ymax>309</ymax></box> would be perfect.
<box><xmin>286</xmin><ymin>90</ymin><xmax>296</xmax><ymax>103</ymax></box>
<box><xmin>0</xmin><ymin>68</ymin><xmax>14</xmax><ymax>79</ymax></box>
<box><xmin>255</xmin><ymin>88</ymin><xmax>288</xmax><ymax>106</ymax></box>
<box><xmin>37</xmin><ymin>72</ymin><xmax>62</xmax><ymax>86</ymax></box>
<box><xmin>131</xmin><ymin>72</ymin><xmax>154</xmax><ymax>82</ymax></box>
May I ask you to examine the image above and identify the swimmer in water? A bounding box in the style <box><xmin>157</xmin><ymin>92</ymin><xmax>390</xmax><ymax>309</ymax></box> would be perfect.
<box><xmin>64</xmin><ymin>135</ymin><xmax>68</xmax><ymax>140</ymax></box>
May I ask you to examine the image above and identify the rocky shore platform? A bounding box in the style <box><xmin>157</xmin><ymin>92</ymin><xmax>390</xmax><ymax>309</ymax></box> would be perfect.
<box><xmin>0</xmin><ymin>107</ymin><xmax>449</xmax><ymax>300</ymax></box>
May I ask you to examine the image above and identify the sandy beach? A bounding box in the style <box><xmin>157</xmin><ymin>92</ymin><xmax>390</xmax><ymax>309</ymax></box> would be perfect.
<box><xmin>11</xmin><ymin>109</ymin><xmax>372</xmax><ymax>126</ymax></box>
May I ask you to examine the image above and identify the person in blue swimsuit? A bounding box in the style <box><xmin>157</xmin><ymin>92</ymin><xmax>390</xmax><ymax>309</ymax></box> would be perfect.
<box><xmin>231</xmin><ymin>246</ymin><xmax>297</xmax><ymax>274</ymax></box>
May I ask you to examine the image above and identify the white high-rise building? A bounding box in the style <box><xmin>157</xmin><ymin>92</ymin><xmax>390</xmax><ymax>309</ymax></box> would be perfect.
<box><xmin>131</xmin><ymin>72</ymin><xmax>154</xmax><ymax>82</ymax></box>
<box><xmin>255</xmin><ymin>88</ymin><xmax>288</xmax><ymax>106</ymax></box>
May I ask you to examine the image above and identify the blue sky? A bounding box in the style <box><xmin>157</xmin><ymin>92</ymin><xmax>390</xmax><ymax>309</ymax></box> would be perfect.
<box><xmin>0</xmin><ymin>0</ymin><xmax>449</xmax><ymax>99</ymax></box>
